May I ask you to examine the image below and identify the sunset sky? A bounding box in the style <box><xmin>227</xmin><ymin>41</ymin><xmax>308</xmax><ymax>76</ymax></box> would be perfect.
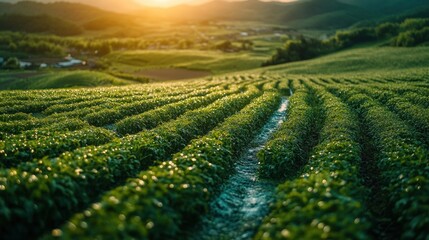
<box><xmin>1</xmin><ymin>0</ymin><xmax>298</xmax><ymax>8</ymax></box>
<box><xmin>138</xmin><ymin>0</ymin><xmax>296</xmax><ymax>7</ymax></box>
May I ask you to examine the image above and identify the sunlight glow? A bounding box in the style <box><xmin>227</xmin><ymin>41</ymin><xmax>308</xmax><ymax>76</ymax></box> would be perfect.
<box><xmin>138</xmin><ymin>0</ymin><xmax>297</xmax><ymax>8</ymax></box>
<box><xmin>138</xmin><ymin>0</ymin><xmax>189</xmax><ymax>7</ymax></box>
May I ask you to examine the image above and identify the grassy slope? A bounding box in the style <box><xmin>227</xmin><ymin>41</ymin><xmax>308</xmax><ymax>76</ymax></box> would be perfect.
<box><xmin>263</xmin><ymin>44</ymin><xmax>429</xmax><ymax>76</ymax></box>
<box><xmin>104</xmin><ymin>50</ymin><xmax>266</xmax><ymax>75</ymax></box>
<box><xmin>0</xmin><ymin>71</ymin><xmax>134</xmax><ymax>90</ymax></box>
<box><xmin>2</xmin><ymin>44</ymin><xmax>428</xmax><ymax>90</ymax></box>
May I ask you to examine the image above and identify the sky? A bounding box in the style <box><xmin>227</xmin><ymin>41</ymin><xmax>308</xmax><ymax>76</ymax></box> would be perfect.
<box><xmin>139</xmin><ymin>0</ymin><xmax>296</xmax><ymax>7</ymax></box>
<box><xmin>1</xmin><ymin>0</ymin><xmax>298</xmax><ymax>8</ymax></box>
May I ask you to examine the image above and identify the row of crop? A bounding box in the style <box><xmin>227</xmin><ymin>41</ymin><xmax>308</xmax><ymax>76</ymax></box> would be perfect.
<box><xmin>42</xmin><ymin>85</ymin><xmax>214</xmax><ymax>115</ymax></box>
<box><xmin>255</xmin><ymin>86</ymin><xmax>371</xmax><ymax>239</ymax></box>
<box><xmin>0</xmin><ymin>127</ymin><xmax>116</xmax><ymax>168</ymax></box>
<box><xmin>257</xmin><ymin>83</ymin><xmax>323</xmax><ymax>179</ymax></box>
<box><xmin>277</xmin><ymin>80</ymin><xmax>292</xmax><ymax>96</ymax></box>
<box><xmin>402</xmin><ymin>92</ymin><xmax>429</xmax><ymax>108</ymax></box>
<box><xmin>0</xmin><ymin>113</ymin><xmax>35</xmax><ymax>122</ymax></box>
<box><xmin>0</xmin><ymin>83</ymin><xmax>209</xmax><ymax>114</ymax></box>
<box><xmin>0</xmin><ymin>116</ymin><xmax>87</xmax><ymax>138</ymax></box>
<box><xmin>0</xmin><ymin>87</ymin><xmax>218</xmax><ymax>136</ymax></box>
<box><xmin>0</xmin><ymin>88</ymin><xmax>260</xmax><ymax>239</ymax></box>
<box><xmin>116</xmin><ymin>87</ymin><xmax>240</xmax><ymax>135</ymax></box>
<box><xmin>0</xmin><ymin>119</ymin><xmax>89</xmax><ymax>143</ymax></box>
<box><xmin>0</xmin><ymin>91</ymin><xmax>111</xmax><ymax>114</ymax></box>
<box><xmin>356</xmin><ymin>86</ymin><xmax>429</xmax><ymax>146</ymax></box>
<box><xmin>84</xmin><ymin>87</ymin><xmax>220</xmax><ymax>126</ymax></box>
<box><xmin>262</xmin><ymin>81</ymin><xmax>280</xmax><ymax>91</ymax></box>
<box><xmin>45</xmin><ymin>92</ymin><xmax>282</xmax><ymax>240</ymax></box>
<box><xmin>331</xmin><ymin>87</ymin><xmax>429</xmax><ymax>240</ymax></box>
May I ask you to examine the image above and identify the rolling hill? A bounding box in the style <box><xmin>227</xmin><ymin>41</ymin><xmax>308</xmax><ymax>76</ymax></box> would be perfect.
<box><xmin>1</xmin><ymin>0</ymin><xmax>429</xmax><ymax>30</ymax></box>
<box><xmin>0</xmin><ymin>1</ymin><xmax>119</xmax><ymax>22</ymax></box>
<box><xmin>135</xmin><ymin>0</ymin><xmax>370</xmax><ymax>29</ymax></box>
<box><xmin>0</xmin><ymin>0</ymin><xmax>142</xmax><ymax>13</ymax></box>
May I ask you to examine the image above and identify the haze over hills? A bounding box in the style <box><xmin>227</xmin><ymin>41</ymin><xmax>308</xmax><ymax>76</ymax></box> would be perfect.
<box><xmin>0</xmin><ymin>0</ymin><xmax>428</xmax><ymax>31</ymax></box>
<box><xmin>0</xmin><ymin>0</ymin><xmax>142</xmax><ymax>12</ymax></box>
<box><xmin>0</xmin><ymin>1</ymin><xmax>119</xmax><ymax>22</ymax></box>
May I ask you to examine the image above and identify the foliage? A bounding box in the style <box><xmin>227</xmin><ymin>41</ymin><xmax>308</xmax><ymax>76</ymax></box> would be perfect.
<box><xmin>1</xmin><ymin>57</ymin><xmax>20</xmax><ymax>70</ymax></box>
<box><xmin>0</xmin><ymin>71</ymin><xmax>428</xmax><ymax>240</ymax></box>
<box><xmin>256</xmin><ymin>85</ymin><xmax>370</xmax><ymax>240</ymax></box>
<box><xmin>263</xmin><ymin>36</ymin><xmax>335</xmax><ymax>66</ymax></box>
<box><xmin>394</xmin><ymin>27</ymin><xmax>429</xmax><ymax>46</ymax></box>
<box><xmin>45</xmin><ymin>92</ymin><xmax>281</xmax><ymax>240</ymax></box>
<box><xmin>264</xmin><ymin>18</ymin><xmax>429</xmax><ymax>67</ymax></box>
<box><xmin>0</xmin><ymin>14</ymin><xmax>82</xmax><ymax>36</ymax></box>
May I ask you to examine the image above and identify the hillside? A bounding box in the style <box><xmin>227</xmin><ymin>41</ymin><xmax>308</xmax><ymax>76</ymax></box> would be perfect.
<box><xmin>0</xmin><ymin>0</ymin><xmax>143</xmax><ymax>13</ymax></box>
<box><xmin>263</xmin><ymin>44</ymin><xmax>429</xmax><ymax>75</ymax></box>
<box><xmin>341</xmin><ymin>0</ymin><xmax>428</xmax><ymax>14</ymax></box>
<box><xmin>1</xmin><ymin>0</ymin><xmax>429</xmax><ymax>30</ymax></box>
<box><xmin>0</xmin><ymin>1</ymin><xmax>118</xmax><ymax>22</ymax></box>
<box><xmin>0</xmin><ymin>14</ymin><xmax>82</xmax><ymax>35</ymax></box>
<box><xmin>0</xmin><ymin>45</ymin><xmax>428</xmax><ymax>240</ymax></box>
<box><xmin>136</xmin><ymin>0</ymin><xmax>369</xmax><ymax>29</ymax></box>
<box><xmin>0</xmin><ymin>71</ymin><xmax>134</xmax><ymax>90</ymax></box>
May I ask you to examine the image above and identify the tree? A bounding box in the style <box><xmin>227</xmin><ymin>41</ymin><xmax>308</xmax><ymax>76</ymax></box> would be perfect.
<box><xmin>376</xmin><ymin>22</ymin><xmax>400</xmax><ymax>38</ymax></box>
<box><xmin>2</xmin><ymin>57</ymin><xmax>20</xmax><ymax>70</ymax></box>
<box><xmin>8</xmin><ymin>42</ymin><xmax>18</xmax><ymax>51</ymax></box>
<box><xmin>216</xmin><ymin>40</ymin><xmax>234</xmax><ymax>52</ymax></box>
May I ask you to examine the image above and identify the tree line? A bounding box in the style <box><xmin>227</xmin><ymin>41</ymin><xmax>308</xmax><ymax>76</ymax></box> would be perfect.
<box><xmin>263</xmin><ymin>18</ymin><xmax>429</xmax><ymax>66</ymax></box>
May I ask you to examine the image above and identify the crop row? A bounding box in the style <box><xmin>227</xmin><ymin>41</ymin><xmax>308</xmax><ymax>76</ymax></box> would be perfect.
<box><xmin>0</xmin><ymin>127</ymin><xmax>116</xmax><ymax>168</ymax></box>
<box><xmin>0</xmin><ymin>117</ymin><xmax>90</xmax><ymax>139</ymax></box>
<box><xmin>116</xmin><ymin>87</ymin><xmax>240</xmax><ymax>135</ymax></box>
<box><xmin>0</xmin><ymin>87</ymin><xmax>260</xmax><ymax>239</ymax></box>
<box><xmin>332</xmin><ymin>87</ymin><xmax>429</xmax><ymax>239</ymax></box>
<box><xmin>0</xmin><ymin>113</ymin><xmax>35</xmax><ymax>122</ymax></box>
<box><xmin>0</xmin><ymin>83</ymin><xmax>216</xmax><ymax>114</ymax></box>
<box><xmin>356</xmin><ymin>86</ymin><xmax>429</xmax><ymax>146</ymax></box>
<box><xmin>42</xmin><ymin>85</ymin><xmax>214</xmax><ymax>116</ymax></box>
<box><xmin>256</xmin><ymin>85</ymin><xmax>370</xmax><ymax>239</ymax></box>
<box><xmin>46</xmin><ymin>92</ymin><xmax>282</xmax><ymax>240</ymax></box>
<box><xmin>257</xmin><ymin>82</ymin><xmax>322</xmax><ymax>179</ymax></box>
<box><xmin>0</xmin><ymin>87</ymin><xmax>219</xmax><ymax>136</ymax></box>
<box><xmin>84</xmin><ymin>87</ymin><xmax>221</xmax><ymax>126</ymax></box>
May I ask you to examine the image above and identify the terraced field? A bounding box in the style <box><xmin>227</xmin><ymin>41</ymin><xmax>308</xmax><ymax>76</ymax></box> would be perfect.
<box><xmin>0</xmin><ymin>72</ymin><xmax>428</xmax><ymax>240</ymax></box>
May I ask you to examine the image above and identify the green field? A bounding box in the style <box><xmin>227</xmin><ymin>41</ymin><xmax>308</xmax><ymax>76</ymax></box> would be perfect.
<box><xmin>103</xmin><ymin>49</ymin><xmax>268</xmax><ymax>75</ymax></box>
<box><xmin>265</xmin><ymin>44</ymin><xmax>429</xmax><ymax>75</ymax></box>
<box><xmin>1</xmin><ymin>0</ymin><xmax>429</xmax><ymax>239</ymax></box>
<box><xmin>0</xmin><ymin>70</ymin><xmax>134</xmax><ymax>90</ymax></box>
<box><xmin>1</xmin><ymin>43</ymin><xmax>429</xmax><ymax>239</ymax></box>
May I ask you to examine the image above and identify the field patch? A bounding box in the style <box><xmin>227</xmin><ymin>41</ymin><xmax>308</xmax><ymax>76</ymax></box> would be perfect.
<box><xmin>104</xmin><ymin>50</ymin><xmax>267</xmax><ymax>75</ymax></box>
<box><xmin>138</xmin><ymin>68</ymin><xmax>211</xmax><ymax>81</ymax></box>
<box><xmin>0</xmin><ymin>70</ymin><xmax>134</xmax><ymax>90</ymax></box>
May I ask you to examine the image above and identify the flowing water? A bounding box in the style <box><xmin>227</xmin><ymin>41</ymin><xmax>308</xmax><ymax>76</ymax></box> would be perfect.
<box><xmin>190</xmin><ymin>97</ymin><xmax>289</xmax><ymax>240</ymax></box>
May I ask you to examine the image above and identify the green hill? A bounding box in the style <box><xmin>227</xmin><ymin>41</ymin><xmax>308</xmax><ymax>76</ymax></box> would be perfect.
<box><xmin>0</xmin><ymin>70</ymin><xmax>134</xmax><ymax>90</ymax></box>
<box><xmin>0</xmin><ymin>1</ymin><xmax>113</xmax><ymax>22</ymax></box>
<box><xmin>137</xmin><ymin>0</ymin><xmax>369</xmax><ymax>29</ymax></box>
<box><xmin>263</xmin><ymin>43</ymin><xmax>429</xmax><ymax>76</ymax></box>
<box><xmin>0</xmin><ymin>14</ymin><xmax>82</xmax><ymax>35</ymax></box>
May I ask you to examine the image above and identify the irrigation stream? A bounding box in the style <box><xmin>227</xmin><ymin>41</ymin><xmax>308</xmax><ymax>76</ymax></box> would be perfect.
<box><xmin>190</xmin><ymin>97</ymin><xmax>289</xmax><ymax>240</ymax></box>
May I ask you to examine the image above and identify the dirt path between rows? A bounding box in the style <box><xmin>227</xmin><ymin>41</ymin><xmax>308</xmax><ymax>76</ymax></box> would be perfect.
<box><xmin>189</xmin><ymin>97</ymin><xmax>289</xmax><ymax>240</ymax></box>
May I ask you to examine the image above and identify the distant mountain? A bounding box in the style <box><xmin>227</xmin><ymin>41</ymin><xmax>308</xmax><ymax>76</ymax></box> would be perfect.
<box><xmin>0</xmin><ymin>14</ymin><xmax>82</xmax><ymax>35</ymax></box>
<box><xmin>339</xmin><ymin>0</ymin><xmax>429</xmax><ymax>27</ymax></box>
<box><xmin>136</xmin><ymin>0</ymin><xmax>368</xmax><ymax>29</ymax></box>
<box><xmin>340</xmin><ymin>0</ymin><xmax>428</xmax><ymax>14</ymax></box>
<box><xmin>1</xmin><ymin>0</ymin><xmax>428</xmax><ymax>33</ymax></box>
<box><xmin>0</xmin><ymin>0</ymin><xmax>142</xmax><ymax>13</ymax></box>
<box><xmin>0</xmin><ymin>1</ymin><xmax>119</xmax><ymax>22</ymax></box>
